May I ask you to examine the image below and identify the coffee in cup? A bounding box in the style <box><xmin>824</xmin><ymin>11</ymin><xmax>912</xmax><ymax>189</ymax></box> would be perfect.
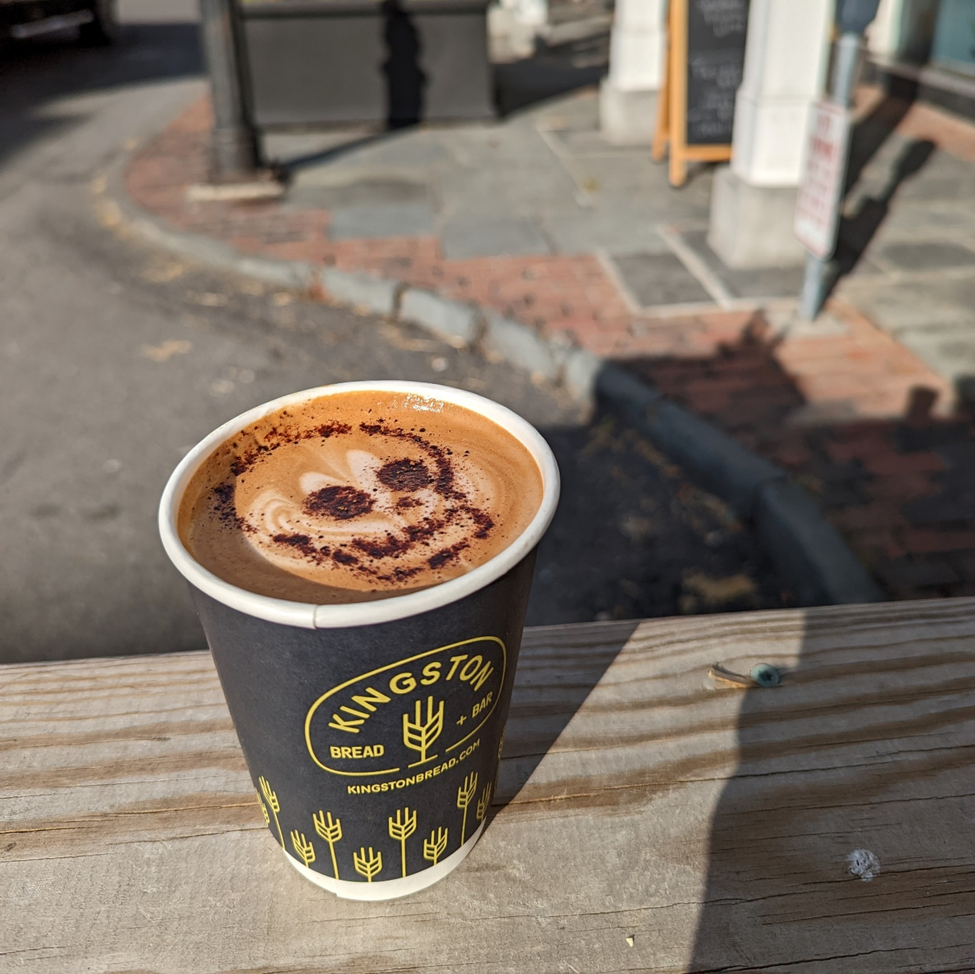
<box><xmin>159</xmin><ymin>382</ymin><xmax>559</xmax><ymax>900</ymax></box>
<box><xmin>177</xmin><ymin>388</ymin><xmax>544</xmax><ymax>605</ymax></box>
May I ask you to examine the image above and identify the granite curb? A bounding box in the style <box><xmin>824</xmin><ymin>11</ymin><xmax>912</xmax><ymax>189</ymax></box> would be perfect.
<box><xmin>98</xmin><ymin>152</ymin><xmax>883</xmax><ymax>608</ymax></box>
<box><xmin>597</xmin><ymin>365</ymin><xmax>884</xmax><ymax>605</ymax></box>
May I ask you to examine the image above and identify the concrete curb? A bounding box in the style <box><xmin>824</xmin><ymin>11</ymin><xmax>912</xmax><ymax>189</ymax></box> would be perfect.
<box><xmin>597</xmin><ymin>365</ymin><xmax>883</xmax><ymax>606</ymax></box>
<box><xmin>99</xmin><ymin>153</ymin><xmax>883</xmax><ymax>608</ymax></box>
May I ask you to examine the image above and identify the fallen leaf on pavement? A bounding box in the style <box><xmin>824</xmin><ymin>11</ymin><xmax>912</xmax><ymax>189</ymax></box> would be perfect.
<box><xmin>142</xmin><ymin>340</ymin><xmax>192</xmax><ymax>363</ymax></box>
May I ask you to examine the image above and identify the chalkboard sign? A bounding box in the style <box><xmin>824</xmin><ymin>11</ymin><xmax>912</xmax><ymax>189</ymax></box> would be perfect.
<box><xmin>652</xmin><ymin>0</ymin><xmax>750</xmax><ymax>187</ymax></box>
<box><xmin>686</xmin><ymin>0</ymin><xmax>749</xmax><ymax>144</ymax></box>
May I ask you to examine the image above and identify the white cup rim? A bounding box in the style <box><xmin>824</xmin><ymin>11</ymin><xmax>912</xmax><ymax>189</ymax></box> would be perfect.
<box><xmin>158</xmin><ymin>381</ymin><xmax>560</xmax><ymax>629</ymax></box>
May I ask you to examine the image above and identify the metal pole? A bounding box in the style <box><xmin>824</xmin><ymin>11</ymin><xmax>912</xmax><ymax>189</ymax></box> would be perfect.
<box><xmin>797</xmin><ymin>31</ymin><xmax>861</xmax><ymax>320</ymax></box>
<box><xmin>797</xmin><ymin>249</ymin><xmax>824</xmax><ymax>320</ymax></box>
<box><xmin>198</xmin><ymin>0</ymin><xmax>260</xmax><ymax>182</ymax></box>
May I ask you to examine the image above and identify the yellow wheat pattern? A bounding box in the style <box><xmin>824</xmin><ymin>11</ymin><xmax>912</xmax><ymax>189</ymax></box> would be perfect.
<box><xmin>388</xmin><ymin>807</ymin><xmax>417</xmax><ymax>878</ymax></box>
<box><xmin>423</xmin><ymin>827</ymin><xmax>448</xmax><ymax>867</ymax></box>
<box><xmin>353</xmin><ymin>847</ymin><xmax>383</xmax><ymax>882</ymax></box>
<box><xmin>476</xmin><ymin>781</ymin><xmax>492</xmax><ymax>825</ymax></box>
<box><xmin>256</xmin><ymin>789</ymin><xmax>270</xmax><ymax>827</ymax></box>
<box><xmin>290</xmin><ymin>830</ymin><xmax>316</xmax><ymax>868</ymax></box>
<box><xmin>456</xmin><ymin>771</ymin><xmax>478</xmax><ymax>845</ymax></box>
<box><xmin>403</xmin><ymin>696</ymin><xmax>444</xmax><ymax>767</ymax></box>
<box><xmin>258</xmin><ymin>775</ymin><xmax>285</xmax><ymax>848</ymax></box>
<box><xmin>313</xmin><ymin>810</ymin><xmax>343</xmax><ymax>879</ymax></box>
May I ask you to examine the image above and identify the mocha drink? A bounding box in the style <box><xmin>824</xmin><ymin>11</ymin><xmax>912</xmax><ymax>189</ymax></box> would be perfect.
<box><xmin>160</xmin><ymin>382</ymin><xmax>559</xmax><ymax>901</ymax></box>
<box><xmin>178</xmin><ymin>389</ymin><xmax>544</xmax><ymax>604</ymax></box>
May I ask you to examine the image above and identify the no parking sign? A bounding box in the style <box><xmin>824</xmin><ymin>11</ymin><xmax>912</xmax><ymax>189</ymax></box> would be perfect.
<box><xmin>794</xmin><ymin>100</ymin><xmax>850</xmax><ymax>260</ymax></box>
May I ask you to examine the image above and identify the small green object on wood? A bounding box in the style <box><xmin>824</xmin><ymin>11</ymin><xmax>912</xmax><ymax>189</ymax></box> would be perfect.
<box><xmin>750</xmin><ymin>663</ymin><xmax>780</xmax><ymax>687</ymax></box>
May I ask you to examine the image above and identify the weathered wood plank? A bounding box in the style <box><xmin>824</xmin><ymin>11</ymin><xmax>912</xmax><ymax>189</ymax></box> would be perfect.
<box><xmin>1</xmin><ymin>600</ymin><xmax>974</xmax><ymax>973</ymax></box>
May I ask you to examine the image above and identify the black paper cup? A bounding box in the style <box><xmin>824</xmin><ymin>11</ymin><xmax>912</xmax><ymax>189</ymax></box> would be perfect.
<box><xmin>158</xmin><ymin>381</ymin><xmax>559</xmax><ymax>900</ymax></box>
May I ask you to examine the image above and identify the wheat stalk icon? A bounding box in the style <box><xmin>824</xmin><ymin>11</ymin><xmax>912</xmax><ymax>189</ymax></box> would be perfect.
<box><xmin>258</xmin><ymin>776</ymin><xmax>285</xmax><ymax>848</ymax></box>
<box><xmin>403</xmin><ymin>696</ymin><xmax>444</xmax><ymax>767</ymax></box>
<box><xmin>388</xmin><ymin>807</ymin><xmax>417</xmax><ymax>878</ymax></box>
<box><xmin>313</xmin><ymin>810</ymin><xmax>343</xmax><ymax>879</ymax></box>
<box><xmin>290</xmin><ymin>830</ymin><xmax>316</xmax><ymax>869</ymax></box>
<box><xmin>353</xmin><ymin>847</ymin><xmax>383</xmax><ymax>882</ymax></box>
<box><xmin>256</xmin><ymin>789</ymin><xmax>270</xmax><ymax>827</ymax></box>
<box><xmin>476</xmin><ymin>781</ymin><xmax>492</xmax><ymax>825</ymax></box>
<box><xmin>456</xmin><ymin>772</ymin><xmax>478</xmax><ymax>845</ymax></box>
<box><xmin>423</xmin><ymin>827</ymin><xmax>448</xmax><ymax>867</ymax></box>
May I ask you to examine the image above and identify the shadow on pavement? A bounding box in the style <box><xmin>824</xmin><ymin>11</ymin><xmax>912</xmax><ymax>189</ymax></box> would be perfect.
<box><xmin>844</xmin><ymin>85</ymin><xmax>920</xmax><ymax>192</ymax></box>
<box><xmin>494</xmin><ymin>32</ymin><xmax>608</xmax><ymax>116</ymax></box>
<box><xmin>834</xmin><ymin>137</ymin><xmax>936</xmax><ymax>284</ymax></box>
<box><xmin>0</xmin><ymin>21</ymin><xmax>202</xmax><ymax>166</ymax></box>
<box><xmin>530</xmin><ymin>406</ymin><xmax>786</xmax><ymax>627</ymax></box>
<box><xmin>829</xmin><ymin>86</ymin><xmax>936</xmax><ymax>297</ymax></box>
<box><xmin>382</xmin><ymin>0</ymin><xmax>427</xmax><ymax>128</ymax></box>
<box><xmin>618</xmin><ymin>318</ymin><xmax>975</xmax><ymax>606</ymax></box>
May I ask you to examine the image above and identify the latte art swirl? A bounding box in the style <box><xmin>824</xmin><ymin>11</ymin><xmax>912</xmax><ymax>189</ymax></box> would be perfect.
<box><xmin>239</xmin><ymin>444</ymin><xmax>492</xmax><ymax>583</ymax></box>
<box><xmin>178</xmin><ymin>391</ymin><xmax>543</xmax><ymax>604</ymax></box>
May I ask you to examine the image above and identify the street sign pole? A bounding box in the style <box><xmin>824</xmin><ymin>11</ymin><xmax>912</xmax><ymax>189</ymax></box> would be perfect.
<box><xmin>198</xmin><ymin>0</ymin><xmax>260</xmax><ymax>182</ymax></box>
<box><xmin>796</xmin><ymin>0</ymin><xmax>881</xmax><ymax>320</ymax></box>
<box><xmin>797</xmin><ymin>31</ymin><xmax>861</xmax><ymax>319</ymax></box>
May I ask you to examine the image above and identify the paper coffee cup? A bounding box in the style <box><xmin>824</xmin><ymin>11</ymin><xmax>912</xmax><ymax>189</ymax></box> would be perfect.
<box><xmin>158</xmin><ymin>381</ymin><xmax>559</xmax><ymax>900</ymax></box>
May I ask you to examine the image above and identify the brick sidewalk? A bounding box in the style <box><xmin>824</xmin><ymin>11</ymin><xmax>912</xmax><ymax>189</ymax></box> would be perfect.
<box><xmin>124</xmin><ymin>94</ymin><xmax>975</xmax><ymax>602</ymax></box>
<box><xmin>623</xmin><ymin>313</ymin><xmax>975</xmax><ymax>601</ymax></box>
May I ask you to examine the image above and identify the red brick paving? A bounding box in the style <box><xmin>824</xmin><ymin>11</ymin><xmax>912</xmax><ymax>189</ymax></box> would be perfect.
<box><xmin>626</xmin><ymin>318</ymin><xmax>975</xmax><ymax>603</ymax></box>
<box><xmin>124</xmin><ymin>95</ymin><xmax>975</xmax><ymax>603</ymax></box>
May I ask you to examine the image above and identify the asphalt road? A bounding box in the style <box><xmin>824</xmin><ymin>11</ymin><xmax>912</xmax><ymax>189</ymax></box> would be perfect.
<box><xmin>0</xmin><ymin>1</ymin><xmax>783</xmax><ymax>663</ymax></box>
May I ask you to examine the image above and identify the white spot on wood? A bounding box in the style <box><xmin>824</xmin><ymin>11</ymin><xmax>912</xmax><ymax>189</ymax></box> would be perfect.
<box><xmin>847</xmin><ymin>848</ymin><xmax>880</xmax><ymax>881</ymax></box>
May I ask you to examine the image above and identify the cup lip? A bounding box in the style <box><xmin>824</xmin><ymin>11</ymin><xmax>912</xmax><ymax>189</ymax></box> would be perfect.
<box><xmin>158</xmin><ymin>381</ymin><xmax>560</xmax><ymax>629</ymax></box>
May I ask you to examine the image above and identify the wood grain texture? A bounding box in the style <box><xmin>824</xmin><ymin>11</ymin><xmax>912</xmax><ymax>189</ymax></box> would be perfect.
<box><xmin>2</xmin><ymin>600</ymin><xmax>974</xmax><ymax>973</ymax></box>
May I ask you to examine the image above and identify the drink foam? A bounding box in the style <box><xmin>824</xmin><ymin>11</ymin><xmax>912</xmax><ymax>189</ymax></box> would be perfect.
<box><xmin>178</xmin><ymin>390</ymin><xmax>544</xmax><ymax>604</ymax></box>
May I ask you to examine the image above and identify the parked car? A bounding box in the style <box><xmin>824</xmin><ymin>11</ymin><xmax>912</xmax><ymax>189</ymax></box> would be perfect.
<box><xmin>0</xmin><ymin>0</ymin><xmax>118</xmax><ymax>45</ymax></box>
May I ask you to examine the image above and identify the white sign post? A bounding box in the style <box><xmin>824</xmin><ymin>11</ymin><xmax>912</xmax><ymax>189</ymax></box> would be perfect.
<box><xmin>795</xmin><ymin>26</ymin><xmax>862</xmax><ymax>321</ymax></box>
<box><xmin>795</xmin><ymin>0</ymin><xmax>881</xmax><ymax>320</ymax></box>
<box><xmin>794</xmin><ymin>100</ymin><xmax>850</xmax><ymax>259</ymax></box>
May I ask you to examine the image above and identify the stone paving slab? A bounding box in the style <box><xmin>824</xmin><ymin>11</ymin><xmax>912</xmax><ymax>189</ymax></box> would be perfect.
<box><xmin>837</xmin><ymin>279</ymin><xmax>974</xmax><ymax>332</ymax></box>
<box><xmin>611</xmin><ymin>252</ymin><xmax>712</xmax><ymax>307</ymax></box>
<box><xmin>875</xmin><ymin>239</ymin><xmax>975</xmax><ymax>271</ymax></box>
<box><xmin>876</xmin><ymin>200</ymin><xmax>975</xmax><ymax>236</ymax></box>
<box><xmin>326</xmin><ymin>201</ymin><xmax>438</xmax><ymax>239</ymax></box>
<box><xmin>285</xmin><ymin>178</ymin><xmax>432</xmax><ymax>213</ymax></box>
<box><xmin>437</xmin><ymin>168</ymin><xmax>581</xmax><ymax>214</ymax></box>
<box><xmin>677</xmin><ymin>229</ymin><xmax>807</xmax><ymax>300</ymax></box>
<box><xmin>892</xmin><ymin>331</ymin><xmax>975</xmax><ymax>391</ymax></box>
<box><xmin>441</xmin><ymin>215</ymin><xmax>552</xmax><ymax>258</ymax></box>
<box><xmin>289</xmin><ymin>177</ymin><xmax>431</xmax><ymax>207</ymax></box>
<box><xmin>330</xmin><ymin>137</ymin><xmax>453</xmax><ymax>171</ymax></box>
<box><xmin>542</xmin><ymin>209</ymin><xmax>667</xmax><ymax>255</ymax></box>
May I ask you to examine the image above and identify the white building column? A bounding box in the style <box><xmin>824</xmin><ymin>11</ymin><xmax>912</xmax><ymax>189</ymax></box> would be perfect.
<box><xmin>865</xmin><ymin>0</ymin><xmax>901</xmax><ymax>58</ymax></box>
<box><xmin>599</xmin><ymin>0</ymin><xmax>666</xmax><ymax>145</ymax></box>
<box><xmin>707</xmin><ymin>0</ymin><xmax>833</xmax><ymax>267</ymax></box>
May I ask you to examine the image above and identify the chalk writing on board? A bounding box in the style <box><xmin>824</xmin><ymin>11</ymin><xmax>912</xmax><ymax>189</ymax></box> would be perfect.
<box><xmin>695</xmin><ymin>0</ymin><xmax>748</xmax><ymax>38</ymax></box>
<box><xmin>686</xmin><ymin>52</ymin><xmax>743</xmax><ymax>143</ymax></box>
<box><xmin>685</xmin><ymin>0</ymin><xmax>749</xmax><ymax>145</ymax></box>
